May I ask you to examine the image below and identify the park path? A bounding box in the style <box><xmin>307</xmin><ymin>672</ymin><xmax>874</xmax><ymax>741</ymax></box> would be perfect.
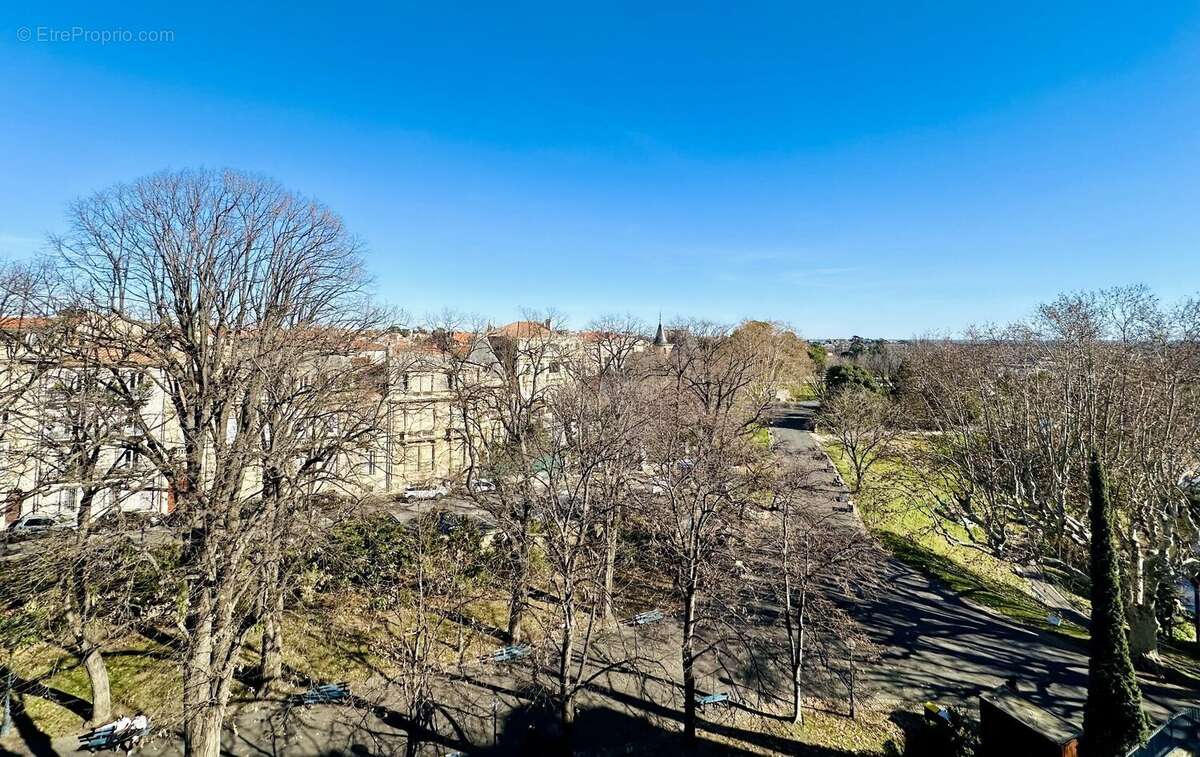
<box><xmin>767</xmin><ymin>404</ymin><xmax>1196</xmax><ymax>727</ymax></box>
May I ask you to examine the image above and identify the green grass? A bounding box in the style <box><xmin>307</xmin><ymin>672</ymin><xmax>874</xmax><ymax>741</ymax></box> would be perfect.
<box><xmin>823</xmin><ymin>438</ymin><xmax>1087</xmax><ymax>640</ymax></box>
<box><xmin>711</xmin><ymin>703</ymin><xmax>904</xmax><ymax>756</ymax></box>
<box><xmin>10</xmin><ymin>636</ymin><xmax>179</xmax><ymax>737</ymax></box>
<box><xmin>786</xmin><ymin>382</ymin><xmax>820</xmax><ymax>402</ymax></box>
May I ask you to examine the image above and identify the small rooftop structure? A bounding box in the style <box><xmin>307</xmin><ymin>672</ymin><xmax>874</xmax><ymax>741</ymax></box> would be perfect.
<box><xmin>979</xmin><ymin>683</ymin><xmax>1079</xmax><ymax>757</ymax></box>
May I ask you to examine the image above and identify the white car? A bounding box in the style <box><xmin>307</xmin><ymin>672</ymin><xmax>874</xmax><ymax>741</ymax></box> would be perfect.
<box><xmin>400</xmin><ymin>482</ymin><xmax>449</xmax><ymax>502</ymax></box>
<box><xmin>8</xmin><ymin>514</ymin><xmax>73</xmax><ymax>537</ymax></box>
<box><xmin>469</xmin><ymin>479</ymin><xmax>496</xmax><ymax>494</ymax></box>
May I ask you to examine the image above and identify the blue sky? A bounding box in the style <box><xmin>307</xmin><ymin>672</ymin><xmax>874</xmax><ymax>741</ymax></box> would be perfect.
<box><xmin>1</xmin><ymin>2</ymin><xmax>1198</xmax><ymax>337</ymax></box>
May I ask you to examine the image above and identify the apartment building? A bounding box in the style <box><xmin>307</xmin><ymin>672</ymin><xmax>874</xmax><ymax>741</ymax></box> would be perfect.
<box><xmin>1</xmin><ymin>316</ymin><xmax>175</xmax><ymax>525</ymax></box>
<box><xmin>2</xmin><ymin>318</ymin><xmax>641</xmax><ymax>525</ymax></box>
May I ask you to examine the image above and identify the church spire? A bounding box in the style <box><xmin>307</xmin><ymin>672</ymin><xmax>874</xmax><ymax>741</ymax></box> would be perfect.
<box><xmin>653</xmin><ymin>319</ymin><xmax>669</xmax><ymax>348</ymax></box>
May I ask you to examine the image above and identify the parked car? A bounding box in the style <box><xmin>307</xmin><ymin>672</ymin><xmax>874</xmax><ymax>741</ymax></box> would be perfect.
<box><xmin>7</xmin><ymin>514</ymin><xmax>74</xmax><ymax>538</ymax></box>
<box><xmin>399</xmin><ymin>482</ymin><xmax>449</xmax><ymax>502</ymax></box>
<box><xmin>469</xmin><ymin>478</ymin><xmax>496</xmax><ymax>494</ymax></box>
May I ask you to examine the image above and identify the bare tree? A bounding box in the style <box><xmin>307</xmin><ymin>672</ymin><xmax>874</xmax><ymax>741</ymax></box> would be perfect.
<box><xmin>904</xmin><ymin>286</ymin><xmax>1200</xmax><ymax>659</ymax></box>
<box><xmin>634</xmin><ymin>323</ymin><xmax>773</xmax><ymax>748</ymax></box>
<box><xmin>253</xmin><ymin>334</ymin><xmax>387</xmax><ymax>694</ymax></box>
<box><xmin>0</xmin><ymin>259</ymin><xmax>66</xmax><ymax>524</ymax></box>
<box><xmin>521</xmin><ymin>362</ymin><xmax>648</xmax><ymax>736</ymax></box>
<box><xmin>52</xmin><ymin>168</ymin><xmax>380</xmax><ymax>756</ymax></box>
<box><xmin>1</xmin><ymin>265</ymin><xmax>167</xmax><ymax>725</ymax></box>
<box><xmin>728</xmin><ymin>319</ymin><xmax>815</xmax><ymax>401</ymax></box>
<box><xmin>764</xmin><ymin>462</ymin><xmax>877</xmax><ymax>724</ymax></box>
<box><xmin>818</xmin><ymin>386</ymin><xmax>902</xmax><ymax>493</ymax></box>
<box><xmin>465</xmin><ymin>310</ymin><xmax>569</xmax><ymax>644</ymax></box>
<box><xmin>582</xmin><ymin>315</ymin><xmax>650</xmax><ymax>619</ymax></box>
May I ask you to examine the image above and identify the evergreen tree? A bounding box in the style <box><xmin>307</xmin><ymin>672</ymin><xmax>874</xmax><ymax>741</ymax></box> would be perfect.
<box><xmin>824</xmin><ymin>363</ymin><xmax>879</xmax><ymax>395</ymax></box>
<box><xmin>1082</xmin><ymin>455</ymin><xmax>1148</xmax><ymax>757</ymax></box>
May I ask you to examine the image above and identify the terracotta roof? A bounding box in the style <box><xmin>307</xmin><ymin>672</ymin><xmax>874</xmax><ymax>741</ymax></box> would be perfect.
<box><xmin>0</xmin><ymin>316</ymin><xmax>52</xmax><ymax>331</ymax></box>
<box><xmin>492</xmin><ymin>320</ymin><xmax>551</xmax><ymax>339</ymax></box>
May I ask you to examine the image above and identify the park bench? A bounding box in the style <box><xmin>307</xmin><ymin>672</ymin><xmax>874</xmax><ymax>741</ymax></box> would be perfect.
<box><xmin>484</xmin><ymin>645</ymin><xmax>530</xmax><ymax>663</ymax></box>
<box><xmin>695</xmin><ymin>693</ymin><xmax>730</xmax><ymax>709</ymax></box>
<box><xmin>627</xmin><ymin>609</ymin><xmax>664</xmax><ymax>626</ymax></box>
<box><xmin>298</xmin><ymin>682</ymin><xmax>351</xmax><ymax>705</ymax></box>
<box><xmin>77</xmin><ymin>719</ymin><xmax>150</xmax><ymax>753</ymax></box>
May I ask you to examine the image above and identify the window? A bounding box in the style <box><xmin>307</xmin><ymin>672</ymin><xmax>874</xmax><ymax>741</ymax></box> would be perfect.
<box><xmin>449</xmin><ymin>441</ymin><xmax>467</xmax><ymax>471</ymax></box>
<box><xmin>405</xmin><ymin>409</ymin><xmax>435</xmax><ymax>434</ymax></box>
<box><xmin>366</xmin><ymin>449</ymin><xmax>377</xmax><ymax>475</ymax></box>
<box><xmin>117</xmin><ymin>448</ymin><xmax>141</xmax><ymax>470</ymax></box>
<box><xmin>417</xmin><ymin>442</ymin><xmax>435</xmax><ymax>472</ymax></box>
<box><xmin>56</xmin><ymin>487</ymin><xmax>78</xmax><ymax>512</ymax></box>
<box><xmin>125</xmin><ymin>370</ymin><xmax>145</xmax><ymax>392</ymax></box>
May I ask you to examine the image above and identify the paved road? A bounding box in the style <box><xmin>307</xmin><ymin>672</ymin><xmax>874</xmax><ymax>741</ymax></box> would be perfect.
<box><xmin>768</xmin><ymin>404</ymin><xmax>1196</xmax><ymax>727</ymax></box>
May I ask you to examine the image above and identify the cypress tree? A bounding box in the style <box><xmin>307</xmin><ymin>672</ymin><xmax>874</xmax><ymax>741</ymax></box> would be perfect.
<box><xmin>1082</xmin><ymin>454</ymin><xmax>1148</xmax><ymax>757</ymax></box>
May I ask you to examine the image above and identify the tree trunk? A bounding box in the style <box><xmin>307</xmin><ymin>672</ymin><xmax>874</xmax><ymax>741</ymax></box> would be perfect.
<box><xmin>1192</xmin><ymin>577</ymin><xmax>1199</xmax><ymax>646</ymax></box>
<box><xmin>681</xmin><ymin>587</ymin><xmax>698</xmax><ymax>749</ymax></box>
<box><xmin>1125</xmin><ymin>546</ymin><xmax>1160</xmax><ymax>661</ymax></box>
<box><xmin>559</xmin><ymin>615</ymin><xmax>575</xmax><ymax>733</ymax></box>
<box><xmin>81</xmin><ymin>647</ymin><xmax>111</xmax><ymax>725</ymax></box>
<box><xmin>258</xmin><ymin>558</ymin><xmax>285</xmax><ymax>696</ymax></box>
<box><xmin>183</xmin><ymin>579</ymin><xmax>223</xmax><ymax>757</ymax></box>
<box><xmin>791</xmin><ymin>612</ymin><xmax>805</xmax><ymax>725</ymax></box>
<box><xmin>258</xmin><ymin>471</ymin><xmax>286</xmax><ymax>696</ymax></box>
<box><xmin>560</xmin><ymin>689</ymin><xmax>576</xmax><ymax>745</ymax></box>
<box><xmin>67</xmin><ymin>489</ymin><xmax>111</xmax><ymax>728</ymax></box>
<box><xmin>847</xmin><ymin>645</ymin><xmax>857</xmax><ymax>719</ymax></box>
<box><xmin>507</xmin><ymin>525</ymin><xmax>531</xmax><ymax>644</ymax></box>
<box><xmin>507</xmin><ymin>574</ymin><xmax>527</xmax><ymax>645</ymax></box>
<box><xmin>601</xmin><ymin>518</ymin><xmax>618</xmax><ymax>620</ymax></box>
<box><xmin>851</xmin><ymin>459</ymin><xmax>864</xmax><ymax>493</ymax></box>
<box><xmin>791</xmin><ymin>665</ymin><xmax>803</xmax><ymax>725</ymax></box>
<box><xmin>1127</xmin><ymin>602</ymin><xmax>1160</xmax><ymax>661</ymax></box>
<box><xmin>259</xmin><ymin>604</ymin><xmax>283</xmax><ymax>695</ymax></box>
<box><xmin>183</xmin><ymin>705</ymin><xmax>224</xmax><ymax>757</ymax></box>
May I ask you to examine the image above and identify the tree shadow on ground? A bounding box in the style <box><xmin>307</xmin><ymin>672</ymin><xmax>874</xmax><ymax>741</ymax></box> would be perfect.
<box><xmin>431</xmin><ymin>607</ymin><xmax>509</xmax><ymax>644</ymax></box>
<box><xmin>5</xmin><ymin>694</ymin><xmax>57</xmax><ymax>757</ymax></box>
<box><xmin>0</xmin><ymin>663</ymin><xmax>92</xmax><ymax>723</ymax></box>
<box><xmin>877</xmin><ymin>534</ymin><xmax>1058</xmax><ymax>631</ymax></box>
<box><xmin>304</xmin><ymin>696</ymin><xmax>882</xmax><ymax>757</ymax></box>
